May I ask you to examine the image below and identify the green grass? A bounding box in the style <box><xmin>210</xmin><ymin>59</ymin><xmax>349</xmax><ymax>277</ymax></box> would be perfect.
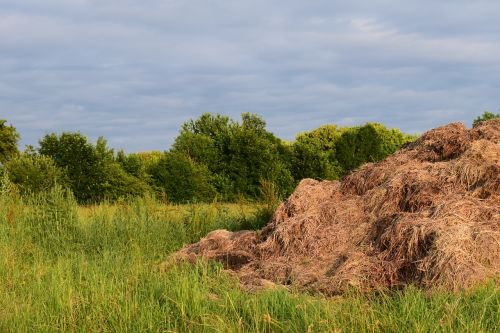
<box><xmin>0</xmin><ymin>186</ymin><xmax>498</xmax><ymax>332</ymax></box>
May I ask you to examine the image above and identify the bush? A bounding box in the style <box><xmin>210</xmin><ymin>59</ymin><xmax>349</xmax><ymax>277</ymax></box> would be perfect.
<box><xmin>0</xmin><ymin>119</ymin><xmax>19</xmax><ymax>164</ymax></box>
<box><xmin>473</xmin><ymin>111</ymin><xmax>500</xmax><ymax>127</ymax></box>
<box><xmin>4</xmin><ymin>154</ymin><xmax>69</xmax><ymax>196</ymax></box>
<box><xmin>172</xmin><ymin>113</ymin><xmax>295</xmax><ymax>199</ymax></box>
<box><xmin>290</xmin><ymin>123</ymin><xmax>414</xmax><ymax>181</ymax></box>
<box><xmin>149</xmin><ymin>152</ymin><xmax>216</xmax><ymax>203</ymax></box>
<box><xmin>291</xmin><ymin>125</ymin><xmax>344</xmax><ymax>181</ymax></box>
<box><xmin>97</xmin><ymin>160</ymin><xmax>151</xmax><ymax>202</ymax></box>
<box><xmin>335</xmin><ymin>123</ymin><xmax>415</xmax><ymax>173</ymax></box>
<box><xmin>39</xmin><ymin>133</ymin><xmax>149</xmax><ymax>203</ymax></box>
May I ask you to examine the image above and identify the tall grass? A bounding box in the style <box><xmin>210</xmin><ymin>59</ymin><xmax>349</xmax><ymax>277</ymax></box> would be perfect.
<box><xmin>0</xmin><ymin>183</ymin><xmax>498</xmax><ymax>332</ymax></box>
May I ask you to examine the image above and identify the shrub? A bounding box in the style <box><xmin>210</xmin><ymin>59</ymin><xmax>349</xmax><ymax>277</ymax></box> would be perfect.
<box><xmin>0</xmin><ymin>119</ymin><xmax>19</xmax><ymax>164</ymax></box>
<box><xmin>335</xmin><ymin>123</ymin><xmax>415</xmax><ymax>173</ymax></box>
<box><xmin>172</xmin><ymin>113</ymin><xmax>295</xmax><ymax>199</ymax></box>
<box><xmin>97</xmin><ymin>160</ymin><xmax>151</xmax><ymax>202</ymax></box>
<box><xmin>39</xmin><ymin>133</ymin><xmax>149</xmax><ymax>203</ymax></box>
<box><xmin>473</xmin><ymin>111</ymin><xmax>500</xmax><ymax>127</ymax></box>
<box><xmin>149</xmin><ymin>152</ymin><xmax>216</xmax><ymax>203</ymax></box>
<box><xmin>117</xmin><ymin>150</ymin><xmax>148</xmax><ymax>179</ymax></box>
<box><xmin>4</xmin><ymin>154</ymin><xmax>69</xmax><ymax>196</ymax></box>
<box><xmin>291</xmin><ymin>125</ymin><xmax>344</xmax><ymax>181</ymax></box>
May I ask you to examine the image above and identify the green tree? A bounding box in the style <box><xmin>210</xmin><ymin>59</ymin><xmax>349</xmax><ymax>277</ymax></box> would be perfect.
<box><xmin>335</xmin><ymin>123</ymin><xmax>414</xmax><ymax>173</ymax></box>
<box><xmin>473</xmin><ymin>111</ymin><xmax>500</xmax><ymax>127</ymax></box>
<box><xmin>172</xmin><ymin>113</ymin><xmax>229</xmax><ymax>174</ymax></box>
<box><xmin>291</xmin><ymin>125</ymin><xmax>344</xmax><ymax>181</ymax></box>
<box><xmin>39</xmin><ymin>132</ymin><xmax>96</xmax><ymax>202</ymax></box>
<box><xmin>149</xmin><ymin>152</ymin><xmax>216</xmax><ymax>203</ymax></box>
<box><xmin>94</xmin><ymin>137</ymin><xmax>150</xmax><ymax>201</ymax></box>
<box><xmin>4</xmin><ymin>153</ymin><xmax>69</xmax><ymax>196</ymax></box>
<box><xmin>0</xmin><ymin>119</ymin><xmax>19</xmax><ymax>164</ymax></box>
<box><xmin>135</xmin><ymin>151</ymin><xmax>163</xmax><ymax>173</ymax></box>
<box><xmin>97</xmin><ymin>161</ymin><xmax>150</xmax><ymax>202</ymax></box>
<box><xmin>225</xmin><ymin>113</ymin><xmax>294</xmax><ymax>198</ymax></box>
<box><xmin>117</xmin><ymin>150</ymin><xmax>147</xmax><ymax>179</ymax></box>
<box><xmin>172</xmin><ymin>113</ymin><xmax>294</xmax><ymax>200</ymax></box>
<box><xmin>39</xmin><ymin>132</ymin><xmax>148</xmax><ymax>203</ymax></box>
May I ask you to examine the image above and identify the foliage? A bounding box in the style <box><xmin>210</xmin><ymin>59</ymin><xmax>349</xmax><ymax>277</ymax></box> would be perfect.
<box><xmin>116</xmin><ymin>150</ymin><xmax>162</xmax><ymax>179</ymax></box>
<box><xmin>98</xmin><ymin>159</ymin><xmax>151</xmax><ymax>202</ymax></box>
<box><xmin>223</xmin><ymin>113</ymin><xmax>294</xmax><ymax>198</ymax></box>
<box><xmin>148</xmin><ymin>152</ymin><xmax>216</xmax><ymax>203</ymax></box>
<box><xmin>117</xmin><ymin>150</ymin><xmax>147</xmax><ymax>180</ymax></box>
<box><xmin>134</xmin><ymin>150</ymin><xmax>163</xmax><ymax>166</ymax></box>
<box><xmin>3</xmin><ymin>153</ymin><xmax>69</xmax><ymax>195</ymax></box>
<box><xmin>172</xmin><ymin>113</ymin><xmax>231</xmax><ymax>185</ymax></box>
<box><xmin>0</xmin><ymin>119</ymin><xmax>19</xmax><ymax>164</ymax></box>
<box><xmin>39</xmin><ymin>133</ymin><xmax>148</xmax><ymax>203</ymax></box>
<box><xmin>473</xmin><ymin>111</ymin><xmax>500</xmax><ymax>127</ymax></box>
<box><xmin>291</xmin><ymin>123</ymin><xmax>414</xmax><ymax>180</ymax></box>
<box><xmin>173</xmin><ymin>113</ymin><xmax>294</xmax><ymax>200</ymax></box>
<box><xmin>291</xmin><ymin>125</ymin><xmax>344</xmax><ymax>180</ymax></box>
<box><xmin>4</xmin><ymin>114</ymin><xmax>417</xmax><ymax>203</ymax></box>
<box><xmin>38</xmin><ymin>132</ymin><xmax>98</xmax><ymax>202</ymax></box>
<box><xmin>335</xmin><ymin>123</ymin><xmax>415</xmax><ymax>173</ymax></box>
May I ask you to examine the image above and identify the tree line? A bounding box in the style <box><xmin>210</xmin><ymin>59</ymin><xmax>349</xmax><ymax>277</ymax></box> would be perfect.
<box><xmin>1</xmin><ymin>112</ymin><xmax>495</xmax><ymax>204</ymax></box>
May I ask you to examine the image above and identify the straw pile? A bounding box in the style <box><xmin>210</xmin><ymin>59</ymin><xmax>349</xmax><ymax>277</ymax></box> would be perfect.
<box><xmin>169</xmin><ymin>120</ymin><xmax>499</xmax><ymax>294</ymax></box>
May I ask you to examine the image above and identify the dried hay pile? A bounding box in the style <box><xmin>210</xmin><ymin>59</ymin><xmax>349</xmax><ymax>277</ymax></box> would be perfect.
<box><xmin>169</xmin><ymin>120</ymin><xmax>500</xmax><ymax>294</ymax></box>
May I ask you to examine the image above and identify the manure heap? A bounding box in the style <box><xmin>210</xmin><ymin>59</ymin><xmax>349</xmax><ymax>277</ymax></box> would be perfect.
<box><xmin>171</xmin><ymin>120</ymin><xmax>500</xmax><ymax>294</ymax></box>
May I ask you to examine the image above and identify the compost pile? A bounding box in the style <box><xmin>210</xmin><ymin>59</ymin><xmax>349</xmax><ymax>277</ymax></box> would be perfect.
<box><xmin>170</xmin><ymin>120</ymin><xmax>500</xmax><ymax>294</ymax></box>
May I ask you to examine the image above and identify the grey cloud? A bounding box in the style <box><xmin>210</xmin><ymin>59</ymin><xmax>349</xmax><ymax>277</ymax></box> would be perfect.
<box><xmin>0</xmin><ymin>1</ymin><xmax>499</xmax><ymax>152</ymax></box>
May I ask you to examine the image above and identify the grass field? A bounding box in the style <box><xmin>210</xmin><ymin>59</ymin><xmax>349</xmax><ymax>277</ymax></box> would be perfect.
<box><xmin>0</xmin><ymin>186</ymin><xmax>498</xmax><ymax>332</ymax></box>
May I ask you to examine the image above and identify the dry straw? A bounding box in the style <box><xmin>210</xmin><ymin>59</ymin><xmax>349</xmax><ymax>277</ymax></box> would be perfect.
<box><xmin>169</xmin><ymin>120</ymin><xmax>500</xmax><ymax>294</ymax></box>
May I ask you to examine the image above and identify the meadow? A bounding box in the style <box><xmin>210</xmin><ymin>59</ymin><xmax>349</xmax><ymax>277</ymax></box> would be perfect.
<box><xmin>0</xmin><ymin>185</ymin><xmax>498</xmax><ymax>332</ymax></box>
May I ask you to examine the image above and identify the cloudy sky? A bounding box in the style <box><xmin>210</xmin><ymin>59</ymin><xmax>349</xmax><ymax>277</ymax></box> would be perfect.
<box><xmin>1</xmin><ymin>0</ymin><xmax>499</xmax><ymax>152</ymax></box>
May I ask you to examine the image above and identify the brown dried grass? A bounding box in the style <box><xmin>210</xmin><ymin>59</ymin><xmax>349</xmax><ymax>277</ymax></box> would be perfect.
<box><xmin>169</xmin><ymin>120</ymin><xmax>500</xmax><ymax>295</ymax></box>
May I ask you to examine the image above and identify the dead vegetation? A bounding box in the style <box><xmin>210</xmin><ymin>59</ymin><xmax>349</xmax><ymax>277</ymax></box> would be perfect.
<box><xmin>168</xmin><ymin>120</ymin><xmax>500</xmax><ymax>294</ymax></box>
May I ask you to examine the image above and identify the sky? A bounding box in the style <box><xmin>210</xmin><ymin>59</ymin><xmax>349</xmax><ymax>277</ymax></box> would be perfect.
<box><xmin>1</xmin><ymin>0</ymin><xmax>499</xmax><ymax>152</ymax></box>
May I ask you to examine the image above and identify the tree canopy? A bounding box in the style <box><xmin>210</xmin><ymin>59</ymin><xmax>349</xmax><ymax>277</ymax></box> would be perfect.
<box><xmin>335</xmin><ymin>123</ymin><xmax>415</xmax><ymax>173</ymax></box>
<box><xmin>4</xmin><ymin>153</ymin><xmax>69</xmax><ymax>195</ymax></box>
<box><xmin>0</xmin><ymin>119</ymin><xmax>19</xmax><ymax>164</ymax></box>
<box><xmin>172</xmin><ymin>113</ymin><xmax>294</xmax><ymax>199</ymax></box>
<box><xmin>39</xmin><ymin>133</ymin><xmax>147</xmax><ymax>203</ymax></box>
<box><xmin>2</xmin><ymin>114</ymin><xmax>419</xmax><ymax>203</ymax></box>
<box><xmin>292</xmin><ymin>123</ymin><xmax>414</xmax><ymax>179</ymax></box>
<box><xmin>473</xmin><ymin>111</ymin><xmax>500</xmax><ymax>127</ymax></box>
<box><xmin>291</xmin><ymin>125</ymin><xmax>344</xmax><ymax>181</ymax></box>
<box><xmin>149</xmin><ymin>152</ymin><xmax>216</xmax><ymax>203</ymax></box>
